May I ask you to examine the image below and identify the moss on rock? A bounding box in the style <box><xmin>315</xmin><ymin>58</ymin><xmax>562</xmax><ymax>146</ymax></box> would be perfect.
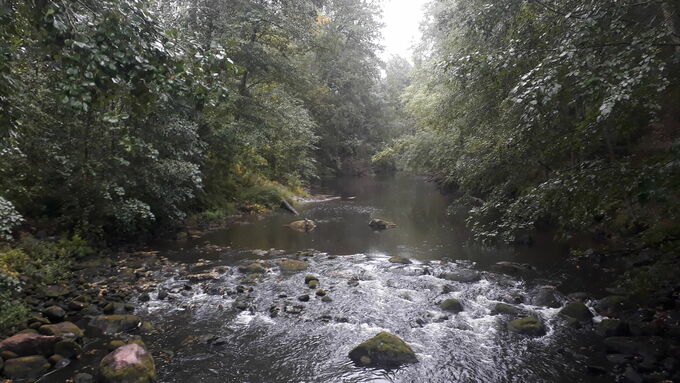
<box><xmin>440</xmin><ymin>299</ymin><xmax>464</xmax><ymax>313</ymax></box>
<box><xmin>2</xmin><ymin>355</ymin><xmax>51</xmax><ymax>380</ymax></box>
<box><xmin>348</xmin><ymin>331</ymin><xmax>417</xmax><ymax>367</ymax></box>
<box><xmin>278</xmin><ymin>259</ymin><xmax>308</xmax><ymax>272</ymax></box>
<box><xmin>508</xmin><ymin>317</ymin><xmax>546</xmax><ymax>336</ymax></box>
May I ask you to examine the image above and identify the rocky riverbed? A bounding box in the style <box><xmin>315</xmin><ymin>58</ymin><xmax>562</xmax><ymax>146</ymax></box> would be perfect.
<box><xmin>0</xmin><ymin>245</ymin><xmax>679</xmax><ymax>382</ymax></box>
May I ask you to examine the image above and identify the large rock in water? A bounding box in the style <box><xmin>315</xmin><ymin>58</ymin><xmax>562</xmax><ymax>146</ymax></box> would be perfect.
<box><xmin>0</xmin><ymin>332</ymin><xmax>61</xmax><ymax>356</ymax></box>
<box><xmin>90</xmin><ymin>315</ymin><xmax>141</xmax><ymax>335</ymax></box>
<box><xmin>508</xmin><ymin>317</ymin><xmax>546</xmax><ymax>336</ymax></box>
<box><xmin>348</xmin><ymin>332</ymin><xmax>417</xmax><ymax>368</ymax></box>
<box><xmin>439</xmin><ymin>298</ymin><xmax>464</xmax><ymax>313</ymax></box>
<box><xmin>2</xmin><ymin>355</ymin><xmax>51</xmax><ymax>379</ymax></box>
<box><xmin>559</xmin><ymin>302</ymin><xmax>593</xmax><ymax>322</ymax></box>
<box><xmin>368</xmin><ymin>219</ymin><xmax>397</xmax><ymax>230</ymax></box>
<box><xmin>278</xmin><ymin>259</ymin><xmax>308</xmax><ymax>272</ymax></box>
<box><xmin>99</xmin><ymin>344</ymin><xmax>156</xmax><ymax>383</ymax></box>
<box><xmin>287</xmin><ymin>219</ymin><xmax>316</xmax><ymax>232</ymax></box>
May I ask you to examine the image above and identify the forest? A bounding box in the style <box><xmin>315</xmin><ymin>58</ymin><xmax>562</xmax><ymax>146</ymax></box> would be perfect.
<box><xmin>0</xmin><ymin>0</ymin><xmax>679</xmax><ymax>382</ymax></box>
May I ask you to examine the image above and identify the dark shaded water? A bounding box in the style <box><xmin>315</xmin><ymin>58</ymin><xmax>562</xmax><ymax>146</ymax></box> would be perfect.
<box><xmin>47</xmin><ymin>174</ymin><xmax>607</xmax><ymax>383</ymax></box>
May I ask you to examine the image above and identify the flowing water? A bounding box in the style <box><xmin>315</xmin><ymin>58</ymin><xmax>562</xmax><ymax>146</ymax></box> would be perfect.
<box><xmin>134</xmin><ymin>175</ymin><xmax>609</xmax><ymax>382</ymax></box>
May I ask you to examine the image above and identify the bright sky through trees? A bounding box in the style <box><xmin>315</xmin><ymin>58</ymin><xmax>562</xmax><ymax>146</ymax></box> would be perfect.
<box><xmin>380</xmin><ymin>0</ymin><xmax>428</xmax><ymax>60</ymax></box>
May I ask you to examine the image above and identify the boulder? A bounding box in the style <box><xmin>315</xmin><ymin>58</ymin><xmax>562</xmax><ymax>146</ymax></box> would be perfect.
<box><xmin>559</xmin><ymin>302</ymin><xmax>593</xmax><ymax>322</ymax></box>
<box><xmin>99</xmin><ymin>344</ymin><xmax>156</xmax><ymax>383</ymax></box>
<box><xmin>38</xmin><ymin>322</ymin><xmax>84</xmax><ymax>339</ymax></box>
<box><xmin>441</xmin><ymin>270</ymin><xmax>481</xmax><ymax>283</ymax></box>
<box><xmin>89</xmin><ymin>315</ymin><xmax>140</xmax><ymax>335</ymax></box>
<box><xmin>0</xmin><ymin>333</ymin><xmax>61</xmax><ymax>356</ymax></box>
<box><xmin>54</xmin><ymin>339</ymin><xmax>82</xmax><ymax>358</ymax></box>
<box><xmin>531</xmin><ymin>287</ymin><xmax>561</xmax><ymax>308</ymax></box>
<box><xmin>439</xmin><ymin>299</ymin><xmax>464</xmax><ymax>313</ymax></box>
<box><xmin>490</xmin><ymin>261</ymin><xmax>535</xmax><ymax>276</ymax></box>
<box><xmin>508</xmin><ymin>317</ymin><xmax>546</xmax><ymax>336</ymax></box>
<box><xmin>2</xmin><ymin>355</ymin><xmax>51</xmax><ymax>379</ymax></box>
<box><xmin>278</xmin><ymin>259</ymin><xmax>308</xmax><ymax>272</ymax></box>
<box><xmin>304</xmin><ymin>274</ymin><xmax>319</xmax><ymax>284</ymax></box>
<box><xmin>492</xmin><ymin>303</ymin><xmax>523</xmax><ymax>316</ymax></box>
<box><xmin>43</xmin><ymin>305</ymin><xmax>66</xmax><ymax>322</ymax></box>
<box><xmin>368</xmin><ymin>219</ymin><xmax>397</xmax><ymax>230</ymax></box>
<box><xmin>388</xmin><ymin>256</ymin><xmax>412</xmax><ymax>264</ymax></box>
<box><xmin>596</xmin><ymin>319</ymin><xmax>629</xmax><ymax>337</ymax></box>
<box><xmin>287</xmin><ymin>219</ymin><xmax>316</xmax><ymax>232</ymax></box>
<box><xmin>348</xmin><ymin>332</ymin><xmax>417</xmax><ymax>367</ymax></box>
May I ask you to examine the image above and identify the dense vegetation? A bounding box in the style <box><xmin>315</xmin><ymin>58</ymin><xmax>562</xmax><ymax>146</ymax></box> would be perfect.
<box><xmin>377</xmin><ymin>0</ymin><xmax>680</xmax><ymax>248</ymax></box>
<box><xmin>1</xmin><ymin>0</ymin><xmax>679</xmax><ymax>334</ymax></box>
<box><xmin>0</xmin><ymin>0</ymin><xmax>397</xmax><ymax>241</ymax></box>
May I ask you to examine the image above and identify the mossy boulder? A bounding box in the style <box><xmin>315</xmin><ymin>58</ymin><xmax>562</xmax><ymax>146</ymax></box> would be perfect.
<box><xmin>238</xmin><ymin>263</ymin><xmax>266</xmax><ymax>274</ymax></box>
<box><xmin>508</xmin><ymin>317</ymin><xmax>546</xmax><ymax>336</ymax></box>
<box><xmin>287</xmin><ymin>219</ymin><xmax>316</xmax><ymax>232</ymax></box>
<box><xmin>440</xmin><ymin>299</ymin><xmax>464</xmax><ymax>313</ymax></box>
<box><xmin>278</xmin><ymin>259</ymin><xmax>308</xmax><ymax>272</ymax></box>
<box><xmin>99</xmin><ymin>343</ymin><xmax>156</xmax><ymax>383</ymax></box>
<box><xmin>559</xmin><ymin>302</ymin><xmax>593</xmax><ymax>322</ymax></box>
<box><xmin>348</xmin><ymin>332</ymin><xmax>417</xmax><ymax>367</ymax></box>
<box><xmin>368</xmin><ymin>219</ymin><xmax>397</xmax><ymax>230</ymax></box>
<box><xmin>89</xmin><ymin>315</ymin><xmax>140</xmax><ymax>335</ymax></box>
<box><xmin>388</xmin><ymin>256</ymin><xmax>412</xmax><ymax>264</ymax></box>
<box><xmin>304</xmin><ymin>274</ymin><xmax>319</xmax><ymax>284</ymax></box>
<box><xmin>2</xmin><ymin>355</ymin><xmax>51</xmax><ymax>379</ymax></box>
<box><xmin>38</xmin><ymin>322</ymin><xmax>84</xmax><ymax>339</ymax></box>
<box><xmin>308</xmin><ymin>280</ymin><xmax>319</xmax><ymax>289</ymax></box>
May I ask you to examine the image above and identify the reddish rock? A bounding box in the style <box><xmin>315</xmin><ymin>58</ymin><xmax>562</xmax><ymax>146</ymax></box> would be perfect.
<box><xmin>99</xmin><ymin>343</ymin><xmax>156</xmax><ymax>383</ymax></box>
<box><xmin>0</xmin><ymin>333</ymin><xmax>61</xmax><ymax>357</ymax></box>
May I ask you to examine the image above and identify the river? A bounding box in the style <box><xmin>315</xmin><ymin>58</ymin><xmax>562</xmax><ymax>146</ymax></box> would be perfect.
<box><xmin>134</xmin><ymin>175</ymin><xmax>609</xmax><ymax>382</ymax></box>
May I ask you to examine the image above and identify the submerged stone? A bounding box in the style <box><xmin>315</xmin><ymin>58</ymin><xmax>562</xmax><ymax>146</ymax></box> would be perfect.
<box><xmin>368</xmin><ymin>219</ymin><xmax>397</xmax><ymax>230</ymax></box>
<box><xmin>508</xmin><ymin>317</ymin><xmax>546</xmax><ymax>336</ymax></box>
<box><xmin>89</xmin><ymin>315</ymin><xmax>140</xmax><ymax>335</ymax></box>
<box><xmin>348</xmin><ymin>332</ymin><xmax>417</xmax><ymax>368</ymax></box>
<box><xmin>439</xmin><ymin>298</ymin><xmax>464</xmax><ymax>313</ymax></box>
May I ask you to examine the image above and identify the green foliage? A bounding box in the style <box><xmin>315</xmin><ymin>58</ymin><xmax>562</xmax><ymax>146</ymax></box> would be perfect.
<box><xmin>382</xmin><ymin>0</ymin><xmax>680</xmax><ymax>245</ymax></box>
<box><xmin>0</xmin><ymin>196</ymin><xmax>24</xmax><ymax>241</ymax></box>
<box><xmin>0</xmin><ymin>235</ymin><xmax>81</xmax><ymax>333</ymax></box>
